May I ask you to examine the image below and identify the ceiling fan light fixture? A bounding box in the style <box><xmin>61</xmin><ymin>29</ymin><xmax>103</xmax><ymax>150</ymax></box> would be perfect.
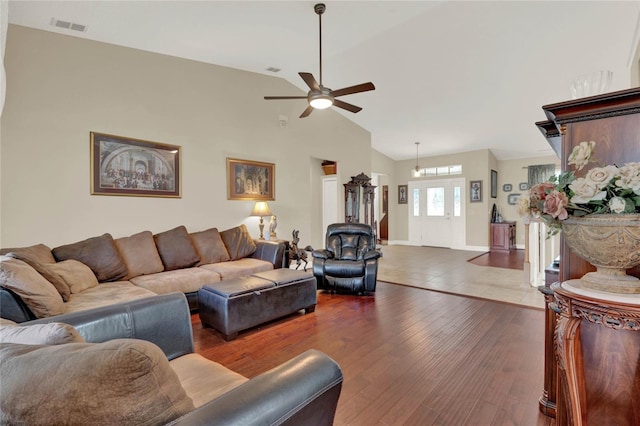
<box><xmin>309</xmin><ymin>94</ymin><xmax>333</xmax><ymax>109</ymax></box>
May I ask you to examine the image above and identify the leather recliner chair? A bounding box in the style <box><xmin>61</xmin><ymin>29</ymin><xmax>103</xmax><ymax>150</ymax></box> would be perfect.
<box><xmin>312</xmin><ymin>223</ymin><xmax>382</xmax><ymax>294</ymax></box>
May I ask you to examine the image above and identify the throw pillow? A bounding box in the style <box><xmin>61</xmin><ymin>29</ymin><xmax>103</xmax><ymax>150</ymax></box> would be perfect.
<box><xmin>52</xmin><ymin>233</ymin><xmax>128</xmax><ymax>282</ymax></box>
<box><xmin>0</xmin><ymin>256</ymin><xmax>65</xmax><ymax>318</ymax></box>
<box><xmin>46</xmin><ymin>260</ymin><xmax>99</xmax><ymax>294</ymax></box>
<box><xmin>5</xmin><ymin>251</ymin><xmax>71</xmax><ymax>301</ymax></box>
<box><xmin>0</xmin><ymin>243</ymin><xmax>55</xmax><ymax>264</ymax></box>
<box><xmin>0</xmin><ymin>322</ymin><xmax>84</xmax><ymax>345</ymax></box>
<box><xmin>115</xmin><ymin>231</ymin><xmax>164</xmax><ymax>279</ymax></box>
<box><xmin>190</xmin><ymin>228</ymin><xmax>231</xmax><ymax>266</ymax></box>
<box><xmin>153</xmin><ymin>226</ymin><xmax>200</xmax><ymax>271</ymax></box>
<box><xmin>0</xmin><ymin>339</ymin><xmax>195</xmax><ymax>425</ymax></box>
<box><xmin>220</xmin><ymin>224</ymin><xmax>257</xmax><ymax>260</ymax></box>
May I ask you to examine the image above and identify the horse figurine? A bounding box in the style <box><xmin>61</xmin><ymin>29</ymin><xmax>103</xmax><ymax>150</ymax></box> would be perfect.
<box><xmin>289</xmin><ymin>230</ymin><xmax>313</xmax><ymax>271</ymax></box>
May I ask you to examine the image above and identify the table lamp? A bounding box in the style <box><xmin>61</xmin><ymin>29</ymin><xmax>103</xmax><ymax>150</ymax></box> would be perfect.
<box><xmin>251</xmin><ymin>201</ymin><xmax>272</xmax><ymax>240</ymax></box>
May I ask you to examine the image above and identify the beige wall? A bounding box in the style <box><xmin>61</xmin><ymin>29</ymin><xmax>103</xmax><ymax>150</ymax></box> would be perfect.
<box><xmin>1</xmin><ymin>25</ymin><xmax>371</xmax><ymax>249</ymax></box>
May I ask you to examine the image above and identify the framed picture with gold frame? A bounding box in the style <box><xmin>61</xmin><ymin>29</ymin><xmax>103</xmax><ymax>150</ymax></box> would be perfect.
<box><xmin>90</xmin><ymin>132</ymin><xmax>181</xmax><ymax>198</ymax></box>
<box><xmin>226</xmin><ymin>158</ymin><xmax>275</xmax><ymax>201</ymax></box>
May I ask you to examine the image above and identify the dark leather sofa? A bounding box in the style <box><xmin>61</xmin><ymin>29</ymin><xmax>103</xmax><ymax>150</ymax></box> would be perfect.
<box><xmin>20</xmin><ymin>292</ymin><xmax>343</xmax><ymax>425</ymax></box>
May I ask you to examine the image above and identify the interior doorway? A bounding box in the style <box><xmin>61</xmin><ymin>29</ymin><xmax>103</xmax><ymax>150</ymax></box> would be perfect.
<box><xmin>408</xmin><ymin>178</ymin><xmax>465</xmax><ymax>249</ymax></box>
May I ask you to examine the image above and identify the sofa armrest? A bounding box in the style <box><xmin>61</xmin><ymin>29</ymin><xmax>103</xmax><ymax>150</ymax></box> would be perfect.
<box><xmin>311</xmin><ymin>249</ymin><xmax>332</xmax><ymax>260</ymax></box>
<box><xmin>25</xmin><ymin>292</ymin><xmax>194</xmax><ymax>360</ymax></box>
<box><xmin>1</xmin><ymin>286</ymin><xmax>37</xmax><ymax>323</ymax></box>
<box><xmin>169</xmin><ymin>349</ymin><xmax>343</xmax><ymax>426</ymax></box>
<box><xmin>251</xmin><ymin>240</ymin><xmax>285</xmax><ymax>268</ymax></box>
<box><xmin>363</xmin><ymin>249</ymin><xmax>382</xmax><ymax>261</ymax></box>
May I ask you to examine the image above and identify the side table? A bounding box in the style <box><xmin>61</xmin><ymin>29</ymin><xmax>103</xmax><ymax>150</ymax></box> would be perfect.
<box><xmin>550</xmin><ymin>281</ymin><xmax>640</xmax><ymax>425</ymax></box>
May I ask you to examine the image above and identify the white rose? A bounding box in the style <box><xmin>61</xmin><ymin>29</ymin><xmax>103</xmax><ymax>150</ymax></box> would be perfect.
<box><xmin>609</xmin><ymin>196</ymin><xmax>626</xmax><ymax>214</ymax></box>
<box><xmin>568</xmin><ymin>141</ymin><xmax>595</xmax><ymax>171</ymax></box>
<box><xmin>615</xmin><ymin>162</ymin><xmax>640</xmax><ymax>195</ymax></box>
<box><xmin>569</xmin><ymin>178</ymin><xmax>606</xmax><ymax>204</ymax></box>
<box><xmin>584</xmin><ymin>165</ymin><xmax>618</xmax><ymax>190</ymax></box>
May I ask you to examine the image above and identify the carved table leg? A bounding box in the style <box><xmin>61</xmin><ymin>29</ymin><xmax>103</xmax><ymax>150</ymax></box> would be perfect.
<box><xmin>555</xmin><ymin>314</ymin><xmax>586</xmax><ymax>426</ymax></box>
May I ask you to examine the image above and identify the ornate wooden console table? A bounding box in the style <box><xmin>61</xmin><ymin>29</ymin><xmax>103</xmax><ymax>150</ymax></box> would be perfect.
<box><xmin>550</xmin><ymin>281</ymin><xmax>640</xmax><ymax>425</ymax></box>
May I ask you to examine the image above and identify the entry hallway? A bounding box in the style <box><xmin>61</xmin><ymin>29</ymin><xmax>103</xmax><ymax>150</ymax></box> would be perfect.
<box><xmin>193</xmin><ymin>245</ymin><xmax>553</xmax><ymax>425</ymax></box>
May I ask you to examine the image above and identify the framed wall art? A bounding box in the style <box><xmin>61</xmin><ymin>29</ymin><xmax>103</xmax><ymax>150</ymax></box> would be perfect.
<box><xmin>90</xmin><ymin>132</ymin><xmax>181</xmax><ymax>198</ymax></box>
<box><xmin>490</xmin><ymin>169</ymin><xmax>498</xmax><ymax>198</ymax></box>
<box><xmin>470</xmin><ymin>180</ymin><xmax>482</xmax><ymax>202</ymax></box>
<box><xmin>502</xmin><ymin>183</ymin><xmax>512</xmax><ymax>192</ymax></box>
<box><xmin>398</xmin><ymin>185</ymin><xmax>408</xmax><ymax>204</ymax></box>
<box><xmin>519</xmin><ymin>182</ymin><xmax>529</xmax><ymax>191</ymax></box>
<box><xmin>508</xmin><ymin>193</ymin><xmax>521</xmax><ymax>205</ymax></box>
<box><xmin>227</xmin><ymin>158</ymin><xmax>275</xmax><ymax>201</ymax></box>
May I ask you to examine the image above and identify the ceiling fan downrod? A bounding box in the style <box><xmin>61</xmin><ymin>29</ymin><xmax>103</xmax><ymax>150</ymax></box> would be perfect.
<box><xmin>315</xmin><ymin>3</ymin><xmax>325</xmax><ymax>87</ymax></box>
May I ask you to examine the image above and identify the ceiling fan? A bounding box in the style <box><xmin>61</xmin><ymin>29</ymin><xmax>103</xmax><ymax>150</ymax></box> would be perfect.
<box><xmin>264</xmin><ymin>3</ymin><xmax>375</xmax><ymax>118</ymax></box>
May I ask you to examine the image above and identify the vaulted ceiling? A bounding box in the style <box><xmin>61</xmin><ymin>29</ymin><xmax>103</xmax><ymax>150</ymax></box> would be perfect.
<box><xmin>7</xmin><ymin>1</ymin><xmax>640</xmax><ymax>161</ymax></box>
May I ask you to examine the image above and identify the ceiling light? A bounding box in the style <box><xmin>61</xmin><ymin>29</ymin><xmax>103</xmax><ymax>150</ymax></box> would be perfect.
<box><xmin>414</xmin><ymin>142</ymin><xmax>421</xmax><ymax>172</ymax></box>
<box><xmin>309</xmin><ymin>93</ymin><xmax>333</xmax><ymax>109</ymax></box>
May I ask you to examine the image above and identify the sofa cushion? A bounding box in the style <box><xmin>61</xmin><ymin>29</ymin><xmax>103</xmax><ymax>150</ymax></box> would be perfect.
<box><xmin>52</xmin><ymin>233</ymin><xmax>128</xmax><ymax>282</ymax></box>
<box><xmin>0</xmin><ymin>256</ymin><xmax>65</xmax><ymax>318</ymax></box>
<box><xmin>64</xmin><ymin>282</ymin><xmax>157</xmax><ymax>314</ymax></box>
<box><xmin>170</xmin><ymin>353</ymin><xmax>248</xmax><ymax>407</ymax></box>
<box><xmin>0</xmin><ymin>243</ymin><xmax>55</xmax><ymax>264</ymax></box>
<box><xmin>130</xmin><ymin>268</ymin><xmax>221</xmax><ymax>295</ymax></box>
<box><xmin>200</xmin><ymin>258</ymin><xmax>273</xmax><ymax>280</ymax></box>
<box><xmin>0</xmin><ymin>322</ymin><xmax>84</xmax><ymax>345</ymax></box>
<box><xmin>115</xmin><ymin>231</ymin><xmax>164</xmax><ymax>279</ymax></box>
<box><xmin>154</xmin><ymin>226</ymin><xmax>200</xmax><ymax>271</ymax></box>
<box><xmin>190</xmin><ymin>228</ymin><xmax>231</xmax><ymax>266</ymax></box>
<box><xmin>46</xmin><ymin>259</ymin><xmax>99</xmax><ymax>294</ymax></box>
<box><xmin>220</xmin><ymin>224</ymin><xmax>257</xmax><ymax>260</ymax></box>
<box><xmin>0</xmin><ymin>339</ymin><xmax>195</xmax><ymax>425</ymax></box>
<box><xmin>5</xmin><ymin>251</ymin><xmax>71</xmax><ymax>301</ymax></box>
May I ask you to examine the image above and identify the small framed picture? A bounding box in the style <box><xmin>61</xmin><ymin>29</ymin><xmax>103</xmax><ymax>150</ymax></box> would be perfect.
<box><xmin>470</xmin><ymin>180</ymin><xmax>482</xmax><ymax>203</ymax></box>
<box><xmin>502</xmin><ymin>184</ymin><xmax>512</xmax><ymax>192</ymax></box>
<box><xmin>398</xmin><ymin>185</ymin><xmax>408</xmax><ymax>204</ymax></box>
<box><xmin>490</xmin><ymin>170</ymin><xmax>498</xmax><ymax>198</ymax></box>
<box><xmin>508</xmin><ymin>193</ymin><xmax>521</xmax><ymax>205</ymax></box>
<box><xmin>227</xmin><ymin>158</ymin><xmax>275</xmax><ymax>201</ymax></box>
<box><xmin>519</xmin><ymin>182</ymin><xmax>529</xmax><ymax>191</ymax></box>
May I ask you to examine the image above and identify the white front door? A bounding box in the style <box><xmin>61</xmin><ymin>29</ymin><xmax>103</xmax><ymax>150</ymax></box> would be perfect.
<box><xmin>408</xmin><ymin>178</ymin><xmax>465</xmax><ymax>249</ymax></box>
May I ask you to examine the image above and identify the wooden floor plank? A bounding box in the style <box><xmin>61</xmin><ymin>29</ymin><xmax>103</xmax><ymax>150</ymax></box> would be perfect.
<box><xmin>192</xmin><ymin>282</ymin><xmax>555</xmax><ymax>425</ymax></box>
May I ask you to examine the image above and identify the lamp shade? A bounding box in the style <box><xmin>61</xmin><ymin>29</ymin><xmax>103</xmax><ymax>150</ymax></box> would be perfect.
<box><xmin>251</xmin><ymin>201</ymin><xmax>272</xmax><ymax>217</ymax></box>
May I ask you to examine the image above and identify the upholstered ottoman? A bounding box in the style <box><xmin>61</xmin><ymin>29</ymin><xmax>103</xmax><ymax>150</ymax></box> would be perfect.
<box><xmin>198</xmin><ymin>269</ymin><xmax>317</xmax><ymax>340</ymax></box>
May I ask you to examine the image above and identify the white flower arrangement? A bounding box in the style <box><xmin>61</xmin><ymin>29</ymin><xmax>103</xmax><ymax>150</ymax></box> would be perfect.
<box><xmin>519</xmin><ymin>141</ymin><xmax>640</xmax><ymax>236</ymax></box>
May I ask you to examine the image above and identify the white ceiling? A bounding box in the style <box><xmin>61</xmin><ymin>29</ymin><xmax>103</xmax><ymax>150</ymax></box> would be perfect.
<box><xmin>7</xmin><ymin>1</ymin><xmax>640</xmax><ymax>161</ymax></box>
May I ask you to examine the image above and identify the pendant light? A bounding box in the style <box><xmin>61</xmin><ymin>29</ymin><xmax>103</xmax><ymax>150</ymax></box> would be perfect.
<box><xmin>414</xmin><ymin>142</ymin><xmax>421</xmax><ymax>173</ymax></box>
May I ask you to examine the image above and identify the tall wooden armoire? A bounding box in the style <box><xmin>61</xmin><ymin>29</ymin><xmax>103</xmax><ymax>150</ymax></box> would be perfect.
<box><xmin>537</xmin><ymin>88</ymin><xmax>640</xmax><ymax>425</ymax></box>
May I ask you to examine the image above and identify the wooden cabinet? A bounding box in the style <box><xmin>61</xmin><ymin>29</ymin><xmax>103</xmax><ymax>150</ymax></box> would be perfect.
<box><xmin>536</xmin><ymin>88</ymin><xmax>640</xmax><ymax>425</ymax></box>
<box><xmin>490</xmin><ymin>221</ymin><xmax>515</xmax><ymax>252</ymax></box>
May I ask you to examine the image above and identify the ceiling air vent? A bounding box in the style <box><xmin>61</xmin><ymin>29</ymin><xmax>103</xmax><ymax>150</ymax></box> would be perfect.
<box><xmin>49</xmin><ymin>18</ymin><xmax>87</xmax><ymax>32</ymax></box>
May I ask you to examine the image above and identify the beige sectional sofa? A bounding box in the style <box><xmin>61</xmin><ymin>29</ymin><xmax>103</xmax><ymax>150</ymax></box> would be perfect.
<box><xmin>0</xmin><ymin>224</ymin><xmax>284</xmax><ymax>323</ymax></box>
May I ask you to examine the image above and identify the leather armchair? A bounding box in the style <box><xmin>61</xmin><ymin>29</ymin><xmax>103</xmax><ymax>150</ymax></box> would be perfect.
<box><xmin>312</xmin><ymin>223</ymin><xmax>382</xmax><ymax>294</ymax></box>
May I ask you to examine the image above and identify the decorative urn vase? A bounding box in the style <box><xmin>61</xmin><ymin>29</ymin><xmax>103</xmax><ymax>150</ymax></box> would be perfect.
<box><xmin>562</xmin><ymin>214</ymin><xmax>640</xmax><ymax>294</ymax></box>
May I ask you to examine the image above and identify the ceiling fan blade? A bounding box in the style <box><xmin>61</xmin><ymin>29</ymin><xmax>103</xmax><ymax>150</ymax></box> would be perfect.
<box><xmin>299</xmin><ymin>105</ymin><xmax>314</xmax><ymax>118</ymax></box>
<box><xmin>330</xmin><ymin>82</ymin><xmax>376</xmax><ymax>98</ymax></box>
<box><xmin>264</xmin><ymin>96</ymin><xmax>308</xmax><ymax>100</ymax></box>
<box><xmin>333</xmin><ymin>99</ymin><xmax>363</xmax><ymax>113</ymax></box>
<box><xmin>299</xmin><ymin>72</ymin><xmax>321</xmax><ymax>92</ymax></box>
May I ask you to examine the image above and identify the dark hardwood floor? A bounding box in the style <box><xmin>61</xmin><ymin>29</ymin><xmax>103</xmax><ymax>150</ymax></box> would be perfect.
<box><xmin>467</xmin><ymin>249</ymin><xmax>526</xmax><ymax>270</ymax></box>
<box><xmin>192</xmin><ymin>282</ymin><xmax>555</xmax><ymax>425</ymax></box>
